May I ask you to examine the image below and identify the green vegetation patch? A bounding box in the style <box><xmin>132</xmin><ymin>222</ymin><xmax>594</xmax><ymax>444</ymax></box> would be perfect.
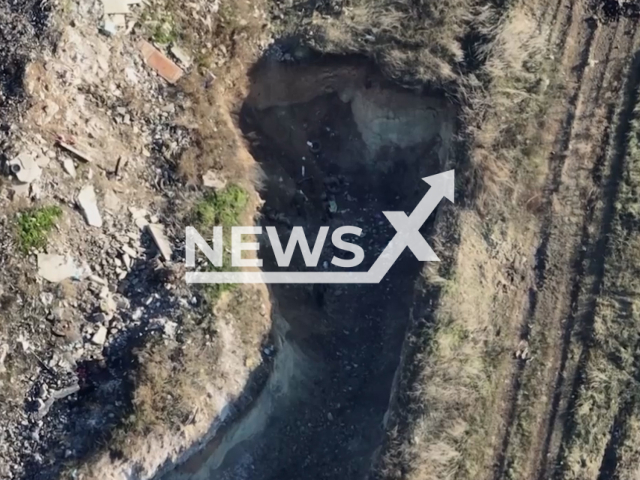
<box><xmin>16</xmin><ymin>206</ymin><xmax>63</xmax><ymax>252</ymax></box>
<box><xmin>191</xmin><ymin>185</ymin><xmax>250</xmax><ymax>300</ymax></box>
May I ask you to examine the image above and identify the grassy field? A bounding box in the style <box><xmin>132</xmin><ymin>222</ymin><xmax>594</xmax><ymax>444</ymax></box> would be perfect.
<box><xmin>556</xmin><ymin>81</ymin><xmax>640</xmax><ymax>480</ymax></box>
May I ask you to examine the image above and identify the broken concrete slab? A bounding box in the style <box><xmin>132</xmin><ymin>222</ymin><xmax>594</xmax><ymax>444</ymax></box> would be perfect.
<box><xmin>203</xmin><ymin>170</ymin><xmax>227</xmax><ymax>190</ymax></box>
<box><xmin>37</xmin><ymin>255</ymin><xmax>77</xmax><ymax>283</ymax></box>
<box><xmin>8</xmin><ymin>152</ymin><xmax>42</xmax><ymax>184</ymax></box>
<box><xmin>148</xmin><ymin>224</ymin><xmax>172</xmax><ymax>261</ymax></box>
<box><xmin>139</xmin><ymin>40</ymin><xmax>184</xmax><ymax>84</ymax></box>
<box><xmin>77</xmin><ymin>185</ymin><xmax>103</xmax><ymax>228</ymax></box>
<box><xmin>102</xmin><ymin>0</ymin><xmax>129</xmax><ymax>15</ymax></box>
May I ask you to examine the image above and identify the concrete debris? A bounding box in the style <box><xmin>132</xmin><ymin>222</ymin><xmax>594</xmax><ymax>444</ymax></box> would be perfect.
<box><xmin>37</xmin><ymin>384</ymin><xmax>80</xmax><ymax>419</ymax></box>
<box><xmin>103</xmin><ymin>189</ymin><xmax>121</xmax><ymax>213</ymax></box>
<box><xmin>99</xmin><ymin>295</ymin><xmax>117</xmax><ymax>319</ymax></box>
<box><xmin>36</xmin><ymin>154</ymin><xmax>51</xmax><ymax>168</ymax></box>
<box><xmin>56</xmin><ymin>141</ymin><xmax>96</xmax><ymax>163</ymax></box>
<box><xmin>121</xmin><ymin>245</ymin><xmax>137</xmax><ymax>258</ymax></box>
<box><xmin>62</xmin><ymin>158</ymin><xmax>77</xmax><ymax>178</ymax></box>
<box><xmin>77</xmin><ymin>185</ymin><xmax>103</xmax><ymax>228</ymax></box>
<box><xmin>170</xmin><ymin>45</ymin><xmax>193</xmax><ymax>69</ymax></box>
<box><xmin>130</xmin><ymin>207</ymin><xmax>149</xmax><ymax>229</ymax></box>
<box><xmin>91</xmin><ymin>326</ymin><xmax>108</xmax><ymax>346</ymax></box>
<box><xmin>102</xmin><ymin>0</ymin><xmax>129</xmax><ymax>14</ymax></box>
<box><xmin>37</xmin><ymin>255</ymin><xmax>77</xmax><ymax>283</ymax></box>
<box><xmin>10</xmin><ymin>183</ymin><xmax>30</xmax><ymax>200</ymax></box>
<box><xmin>101</xmin><ymin>18</ymin><xmax>119</xmax><ymax>36</ymax></box>
<box><xmin>139</xmin><ymin>40</ymin><xmax>184</xmax><ymax>84</ymax></box>
<box><xmin>88</xmin><ymin>274</ymin><xmax>108</xmax><ymax>286</ymax></box>
<box><xmin>110</xmin><ymin>13</ymin><xmax>127</xmax><ymax>28</ymax></box>
<box><xmin>40</xmin><ymin>292</ymin><xmax>54</xmax><ymax>306</ymax></box>
<box><xmin>0</xmin><ymin>344</ymin><xmax>7</xmax><ymax>373</ymax></box>
<box><xmin>8</xmin><ymin>152</ymin><xmax>42</xmax><ymax>184</ymax></box>
<box><xmin>328</xmin><ymin>200</ymin><xmax>338</xmax><ymax>213</ymax></box>
<box><xmin>52</xmin><ymin>321</ymin><xmax>82</xmax><ymax>344</ymax></box>
<box><xmin>202</xmin><ymin>170</ymin><xmax>227</xmax><ymax>190</ymax></box>
<box><xmin>147</xmin><ymin>224</ymin><xmax>172</xmax><ymax>261</ymax></box>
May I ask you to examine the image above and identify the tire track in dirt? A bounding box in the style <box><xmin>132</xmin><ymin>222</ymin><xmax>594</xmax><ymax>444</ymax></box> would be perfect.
<box><xmin>492</xmin><ymin>0</ymin><xmax>595</xmax><ymax>472</ymax></box>
<box><xmin>555</xmin><ymin>42</ymin><xmax>640</xmax><ymax>480</ymax></box>
<box><xmin>534</xmin><ymin>17</ymin><xmax>639</xmax><ymax>480</ymax></box>
<box><xmin>492</xmin><ymin>2</ymin><xmax>638</xmax><ymax>478</ymax></box>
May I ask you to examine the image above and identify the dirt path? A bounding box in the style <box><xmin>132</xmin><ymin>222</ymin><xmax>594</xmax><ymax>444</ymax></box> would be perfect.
<box><xmin>491</xmin><ymin>1</ymin><xmax>640</xmax><ymax>479</ymax></box>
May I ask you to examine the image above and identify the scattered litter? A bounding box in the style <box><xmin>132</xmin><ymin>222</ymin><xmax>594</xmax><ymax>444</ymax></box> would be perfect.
<box><xmin>170</xmin><ymin>45</ymin><xmax>193</xmax><ymax>69</ymax></box>
<box><xmin>37</xmin><ymin>384</ymin><xmax>80</xmax><ymax>419</ymax></box>
<box><xmin>62</xmin><ymin>158</ymin><xmax>77</xmax><ymax>178</ymax></box>
<box><xmin>77</xmin><ymin>185</ymin><xmax>103</xmax><ymax>228</ymax></box>
<box><xmin>56</xmin><ymin>141</ymin><xmax>96</xmax><ymax>163</ymax></box>
<box><xmin>139</xmin><ymin>40</ymin><xmax>184</xmax><ymax>84</ymax></box>
<box><xmin>307</xmin><ymin>140</ymin><xmax>321</xmax><ymax>154</ymax></box>
<box><xmin>91</xmin><ymin>326</ymin><xmax>108</xmax><ymax>346</ymax></box>
<box><xmin>37</xmin><ymin>255</ymin><xmax>77</xmax><ymax>283</ymax></box>
<box><xmin>8</xmin><ymin>152</ymin><xmax>42</xmax><ymax>184</ymax></box>
<box><xmin>148</xmin><ymin>224</ymin><xmax>172</xmax><ymax>261</ymax></box>
<box><xmin>202</xmin><ymin>170</ymin><xmax>227</xmax><ymax>190</ymax></box>
<box><xmin>328</xmin><ymin>200</ymin><xmax>338</xmax><ymax>213</ymax></box>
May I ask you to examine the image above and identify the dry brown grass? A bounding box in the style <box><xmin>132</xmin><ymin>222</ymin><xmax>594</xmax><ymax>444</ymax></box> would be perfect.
<box><xmin>310</xmin><ymin>0</ymin><xmax>478</xmax><ymax>86</ymax></box>
<box><xmin>555</xmin><ymin>94</ymin><xmax>640</xmax><ymax>480</ymax></box>
<box><xmin>374</xmin><ymin>5</ymin><xmax>559</xmax><ymax>480</ymax></box>
<box><xmin>463</xmin><ymin>6</ymin><xmax>555</xmax><ymax>212</ymax></box>
<box><xmin>379</xmin><ymin>211</ymin><xmax>535</xmax><ymax>480</ymax></box>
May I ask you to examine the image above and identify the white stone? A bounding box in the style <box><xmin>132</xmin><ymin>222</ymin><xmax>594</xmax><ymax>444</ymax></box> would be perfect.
<box><xmin>77</xmin><ymin>186</ymin><xmax>103</xmax><ymax>228</ymax></box>
<box><xmin>91</xmin><ymin>326</ymin><xmax>108</xmax><ymax>346</ymax></box>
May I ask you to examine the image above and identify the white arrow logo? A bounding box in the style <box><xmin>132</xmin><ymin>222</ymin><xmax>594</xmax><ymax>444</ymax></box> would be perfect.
<box><xmin>186</xmin><ymin>170</ymin><xmax>455</xmax><ymax>284</ymax></box>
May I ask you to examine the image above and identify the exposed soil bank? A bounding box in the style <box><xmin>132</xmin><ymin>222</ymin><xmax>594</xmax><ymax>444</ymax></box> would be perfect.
<box><xmin>160</xmin><ymin>57</ymin><xmax>456</xmax><ymax>480</ymax></box>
